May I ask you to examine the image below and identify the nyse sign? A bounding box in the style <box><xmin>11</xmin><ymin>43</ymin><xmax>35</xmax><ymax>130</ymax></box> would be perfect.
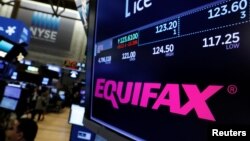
<box><xmin>30</xmin><ymin>12</ymin><xmax>60</xmax><ymax>42</ymax></box>
<box><xmin>30</xmin><ymin>27</ymin><xmax>57</xmax><ymax>42</ymax></box>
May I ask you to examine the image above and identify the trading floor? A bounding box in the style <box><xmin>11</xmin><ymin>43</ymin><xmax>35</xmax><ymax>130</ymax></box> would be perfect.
<box><xmin>35</xmin><ymin>108</ymin><xmax>71</xmax><ymax>141</ymax></box>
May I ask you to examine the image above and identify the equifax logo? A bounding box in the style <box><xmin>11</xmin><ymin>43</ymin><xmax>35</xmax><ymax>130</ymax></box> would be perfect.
<box><xmin>94</xmin><ymin>78</ymin><xmax>224</xmax><ymax>121</ymax></box>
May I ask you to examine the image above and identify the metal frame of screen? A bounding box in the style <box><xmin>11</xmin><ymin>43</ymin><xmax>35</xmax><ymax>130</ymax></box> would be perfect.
<box><xmin>85</xmin><ymin>0</ymin><xmax>250</xmax><ymax>140</ymax></box>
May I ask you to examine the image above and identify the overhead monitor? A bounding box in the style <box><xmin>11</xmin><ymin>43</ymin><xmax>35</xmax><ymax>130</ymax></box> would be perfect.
<box><xmin>47</xmin><ymin>64</ymin><xmax>61</xmax><ymax>73</ymax></box>
<box><xmin>11</xmin><ymin>72</ymin><xmax>18</xmax><ymax>80</ymax></box>
<box><xmin>41</xmin><ymin>77</ymin><xmax>49</xmax><ymax>85</ymax></box>
<box><xmin>26</xmin><ymin>66</ymin><xmax>39</xmax><ymax>74</ymax></box>
<box><xmin>0</xmin><ymin>16</ymin><xmax>31</xmax><ymax>45</ymax></box>
<box><xmin>0</xmin><ymin>40</ymin><xmax>14</xmax><ymax>58</ymax></box>
<box><xmin>86</xmin><ymin>0</ymin><xmax>250</xmax><ymax>140</ymax></box>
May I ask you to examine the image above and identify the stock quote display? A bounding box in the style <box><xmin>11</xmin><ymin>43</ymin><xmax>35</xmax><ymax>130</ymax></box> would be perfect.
<box><xmin>91</xmin><ymin>0</ymin><xmax>250</xmax><ymax>140</ymax></box>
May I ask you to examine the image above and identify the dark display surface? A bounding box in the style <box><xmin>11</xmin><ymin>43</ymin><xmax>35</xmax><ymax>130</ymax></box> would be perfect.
<box><xmin>89</xmin><ymin>0</ymin><xmax>250</xmax><ymax>140</ymax></box>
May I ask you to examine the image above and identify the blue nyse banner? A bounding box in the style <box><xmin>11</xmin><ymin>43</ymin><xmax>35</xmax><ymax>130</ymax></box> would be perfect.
<box><xmin>0</xmin><ymin>16</ymin><xmax>31</xmax><ymax>45</ymax></box>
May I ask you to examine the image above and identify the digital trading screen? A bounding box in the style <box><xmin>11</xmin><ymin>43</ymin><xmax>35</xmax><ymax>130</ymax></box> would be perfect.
<box><xmin>41</xmin><ymin>77</ymin><xmax>49</xmax><ymax>85</ymax></box>
<box><xmin>0</xmin><ymin>40</ymin><xmax>14</xmax><ymax>58</ymax></box>
<box><xmin>4</xmin><ymin>85</ymin><xmax>21</xmax><ymax>99</ymax></box>
<box><xmin>0</xmin><ymin>97</ymin><xmax>18</xmax><ymax>111</ymax></box>
<box><xmin>89</xmin><ymin>0</ymin><xmax>250</xmax><ymax>140</ymax></box>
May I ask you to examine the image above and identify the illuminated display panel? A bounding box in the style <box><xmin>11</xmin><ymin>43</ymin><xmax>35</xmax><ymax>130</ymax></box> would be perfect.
<box><xmin>42</xmin><ymin>77</ymin><xmax>49</xmax><ymax>85</ymax></box>
<box><xmin>4</xmin><ymin>85</ymin><xmax>21</xmax><ymax>99</ymax></box>
<box><xmin>0</xmin><ymin>40</ymin><xmax>14</xmax><ymax>58</ymax></box>
<box><xmin>69</xmin><ymin>104</ymin><xmax>85</xmax><ymax>126</ymax></box>
<box><xmin>88</xmin><ymin>0</ymin><xmax>250</xmax><ymax>140</ymax></box>
<box><xmin>47</xmin><ymin>64</ymin><xmax>61</xmax><ymax>73</ymax></box>
<box><xmin>0</xmin><ymin>97</ymin><xmax>18</xmax><ymax>111</ymax></box>
<box><xmin>26</xmin><ymin>66</ymin><xmax>39</xmax><ymax>73</ymax></box>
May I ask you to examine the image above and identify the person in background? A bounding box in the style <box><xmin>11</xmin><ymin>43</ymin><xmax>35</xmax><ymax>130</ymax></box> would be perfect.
<box><xmin>72</xmin><ymin>91</ymin><xmax>81</xmax><ymax>105</ymax></box>
<box><xmin>31</xmin><ymin>91</ymin><xmax>47</xmax><ymax>121</ymax></box>
<box><xmin>5</xmin><ymin>118</ymin><xmax>38</xmax><ymax>141</ymax></box>
<box><xmin>40</xmin><ymin>87</ymin><xmax>50</xmax><ymax>120</ymax></box>
<box><xmin>29</xmin><ymin>86</ymin><xmax>39</xmax><ymax>112</ymax></box>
